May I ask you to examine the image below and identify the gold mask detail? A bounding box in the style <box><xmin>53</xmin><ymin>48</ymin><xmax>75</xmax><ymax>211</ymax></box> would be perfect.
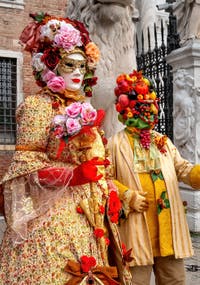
<box><xmin>58</xmin><ymin>57</ymin><xmax>87</xmax><ymax>74</ymax></box>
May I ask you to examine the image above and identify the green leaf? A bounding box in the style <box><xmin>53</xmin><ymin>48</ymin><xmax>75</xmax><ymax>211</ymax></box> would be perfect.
<box><xmin>158</xmin><ymin>172</ymin><xmax>164</xmax><ymax>180</ymax></box>
<box><xmin>84</xmin><ymin>72</ymin><xmax>93</xmax><ymax>80</ymax></box>
<box><xmin>161</xmin><ymin>191</ymin><xmax>166</xmax><ymax>200</ymax></box>
<box><xmin>151</xmin><ymin>171</ymin><xmax>159</xmax><ymax>182</ymax></box>
<box><xmin>35</xmin><ymin>12</ymin><xmax>45</xmax><ymax>23</ymax></box>
<box><xmin>157</xmin><ymin>205</ymin><xmax>161</xmax><ymax>215</ymax></box>
<box><xmin>164</xmin><ymin>199</ymin><xmax>170</xmax><ymax>208</ymax></box>
<box><xmin>64</xmin><ymin>136</ymin><xmax>69</xmax><ymax>143</ymax></box>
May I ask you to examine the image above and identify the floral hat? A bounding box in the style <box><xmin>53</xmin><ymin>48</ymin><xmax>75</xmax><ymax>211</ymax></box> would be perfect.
<box><xmin>114</xmin><ymin>70</ymin><xmax>159</xmax><ymax>130</ymax></box>
<box><xmin>19</xmin><ymin>12</ymin><xmax>100</xmax><ymax>97</ymax></box>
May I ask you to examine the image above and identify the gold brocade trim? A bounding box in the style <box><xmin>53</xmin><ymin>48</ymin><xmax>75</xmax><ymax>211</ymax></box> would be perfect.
<box><xmin>40</xmin><ymin>87</ymin><xmax>85</xmax><ymax>106</ymax></box>
<box><xmin>15</xmin><ymin>145</ymin><xmax>46</xmax><ymax>152</ymax></box>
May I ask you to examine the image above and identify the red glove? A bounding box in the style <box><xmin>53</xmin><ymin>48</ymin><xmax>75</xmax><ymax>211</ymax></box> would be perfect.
<box><xmin>38</xmin><ymin>167</ymin><xmax>72</xmax><ymax>187</ymax></box>
<box><xmin>69</xmin><ymin>157</ymin><xmax>109</xmax><ymax>186</ymax></box>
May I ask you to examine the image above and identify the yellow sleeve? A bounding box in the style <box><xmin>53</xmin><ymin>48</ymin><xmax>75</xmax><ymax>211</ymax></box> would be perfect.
<box><xmin>113</xmin><ymin>179</ymin><xmax>136</xmax><ymax>218</ymax></box>
<box><xmin>113</xmin><ymin>179</ymin><xmax>129</xmax><ymax>200</ymax></box>
<box><xmin>190</xmin><ymin>164</ymin><xmax>200</xmax><ymax>189</ymax></box>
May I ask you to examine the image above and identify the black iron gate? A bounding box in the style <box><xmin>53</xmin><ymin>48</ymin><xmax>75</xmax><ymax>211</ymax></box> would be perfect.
<box><xmin>136</xmin><ymin>8</ymin><xmax>180</xmax><ymax>141</ymax></box>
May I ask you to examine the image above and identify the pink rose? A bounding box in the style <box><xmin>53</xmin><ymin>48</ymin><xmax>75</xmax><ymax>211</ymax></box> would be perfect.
<box><xmin>54</xmin><ymin>25</ymin><xmax>82</xmax><ymax>51</ymax></box>
<box><xmin>42</xmin><ymin>69</ymin><xmax>56</xmax><ymax>83</ymax></box>
<box><xmin>65</xmin><ymin>102</ymin><xmax>82</xmax><ymax>118</ymax></box>
<box><xmin>66</xmin><ymin>118</ymin><xmax>81</xmax><ymax>135</ymax></box>
<box><xmin>47</xmin><ymin>76</ymin><xmax>66</xmax><ymax>93</ymax></box>
<box><xmin>81</xmin><ymin>103</ymin><xmax>97</xmax><ymax>125</ymax></box>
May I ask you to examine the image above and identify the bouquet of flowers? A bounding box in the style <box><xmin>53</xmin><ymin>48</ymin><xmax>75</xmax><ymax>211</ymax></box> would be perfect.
<box><xmin>52</xmin><ymin>102</ymin><xmax>97</xmax><ymax>141</ymax></box>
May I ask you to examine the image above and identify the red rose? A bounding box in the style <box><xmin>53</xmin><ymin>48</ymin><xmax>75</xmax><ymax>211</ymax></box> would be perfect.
<box><xmin>104</xmin><ymin>237</ymin><xmax>110</xmax><ymax>246</ymax></box>
<box><xmin>76</xmin><ymin>206</ymin><xmax>84</xmax><ymax>214</ymax></box>
<box><xmin>110</xmin><ymin>213</ymin><xmax>119</xmax><ymax>224</ymax></box>
<box><xmin>35</xmin><ymin>79</ymin><xmax>46</xmax><ymax>88</ymax></box>
<box><xmin>85</xmin><ymin>90</ymin><xmax>92</xmax><ymax>97</ymax></box>
<box><xmin>19</xmin><ymin>21</ymin><xmax>41</xmax><ymax>53</ymax></box>
<box><xmin>93</xmin><ymin>228</ymin><xmax>104</xmax><ymax>238</ymax></box>
<box><xmin>99</xmin><ymin>205</ymin><xmax>105</xmax><ymax>214</ymax></box>
<box><xmin>86</xmin><ymin>77</ymin><xmax>98</xmax><ymax>87</ymax></box>
<box><xmin>108</xmin><ymin>191</ymin><xmax>122</xmax><ymax>224</ymax></box>
<box><xmin>52</xmin><ymin>101</ymin><xmax>60</xmax><ymax>109</ymax></box>
<box><xmin>80</xmin><ymin>255</ymin><xmax>96</xmax><ymax>273</ymax></box>
<box><xmin>108</xmin><ymin>191</ymin><xmax>121</xmax><ymax>212</ymax></box>
<box><xmin>41</xmin><ymin>48</ymin><xmax>60</xmax><ymax>70</ymax></box>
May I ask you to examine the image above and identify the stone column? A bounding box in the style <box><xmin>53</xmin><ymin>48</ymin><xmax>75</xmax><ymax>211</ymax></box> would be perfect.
<box><xmin>167</xmin><ymin>39</ymin><xmax>200</xmax><ymax>232</ymax></box>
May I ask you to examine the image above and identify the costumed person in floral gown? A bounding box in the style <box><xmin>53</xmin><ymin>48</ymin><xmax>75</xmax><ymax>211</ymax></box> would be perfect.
<box><xmin>108</xmin><ymin>70</ymin><xmax>200</xmax><ymax>285</ymax></box>
<box><xmin>0</xmin><ymin>13</ymin><xmax>132</xmax><ymax>285</ymax></box>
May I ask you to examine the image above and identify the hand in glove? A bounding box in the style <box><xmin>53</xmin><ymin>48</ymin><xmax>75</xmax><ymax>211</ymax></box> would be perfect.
<box><xmin>69</xmin><ymin>157</ymin><xmax>109</xmax><ymax>186</ymax></box>
<box><xmin>129</xmin><ymin>191</ymin><xmax>149</xmax><ymax>213</ymax></box>
<box><xmin>38</xmin><ymin>167</ymin><xmax>72</xmax><ymax>187</ymax></box>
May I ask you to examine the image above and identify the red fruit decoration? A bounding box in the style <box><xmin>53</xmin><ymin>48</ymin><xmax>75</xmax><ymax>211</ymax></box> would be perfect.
<box><xmin>114</xmin><ymin>86</ymin><xmax>121</xmax><ymax>97</ymax></box>
<box><xmin>134</xmin><ymin>82</ymin><xmax>149</xmax><ymax>95</ymax></box>
<box><xmin>115</xmin><ymin>102</ymin><xmax>123</xmax><ymax>113</ymax></box>
<box><xmin>118</xmin><ymin>94</ymin><xmax>129</xmax><ymax>107</ymax></box>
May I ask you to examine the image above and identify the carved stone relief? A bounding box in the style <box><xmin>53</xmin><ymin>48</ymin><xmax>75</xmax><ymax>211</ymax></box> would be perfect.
<box><xmin>173</xmin><ymin>69</ymin><xmax>195</xmax><ymax>162</ymax></box>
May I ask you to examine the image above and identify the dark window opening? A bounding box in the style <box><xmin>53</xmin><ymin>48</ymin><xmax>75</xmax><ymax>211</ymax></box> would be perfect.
<box><xmin>0</xmin><ymin>57</ymin><xmax>17</xmax><ymax>145</ymax></box>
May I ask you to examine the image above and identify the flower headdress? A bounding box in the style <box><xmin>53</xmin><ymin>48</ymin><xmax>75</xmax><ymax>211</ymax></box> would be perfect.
<box><xmin>19</xmin><ymin>12</ymin><xmax>100</xmax><ymax>97</ymax></box>
<box><xmin>114</xmin><ymin>70</ymin><xmax>159</xmax><ymax>129</ymax></box>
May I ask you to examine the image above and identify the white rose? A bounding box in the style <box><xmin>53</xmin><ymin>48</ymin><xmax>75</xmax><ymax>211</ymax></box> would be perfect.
<box><xmin>32</xmin><ymin>53</ymin><xmax>45</xmax><ymax>71</ymax></box>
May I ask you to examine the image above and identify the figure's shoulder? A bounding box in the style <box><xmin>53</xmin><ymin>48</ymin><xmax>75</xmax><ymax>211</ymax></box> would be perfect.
<box><xmin>108</xmin><ymin>129</ymin><xmax>126</xmax><ymax>147</ymax></box>
<box><xmin>16</xmin><ymin>93</ymin><xmax>53</xmax><ymax>123</ymax></box>
<box><xmin>24</xmin><ymin>92</ymin><xmax>52</xmax><ymax>106</ymax></box>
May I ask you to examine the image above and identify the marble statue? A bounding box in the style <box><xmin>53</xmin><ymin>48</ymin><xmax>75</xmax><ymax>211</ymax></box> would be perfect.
<box><xmin>66</xmin><ymin>0</ymin><xmax>138</xmax><ymax>138</ymax></box>
<box><xmin>173</xmin><ymin>0</ymin><xmax>200</xmax><ymax>45</ymax></box>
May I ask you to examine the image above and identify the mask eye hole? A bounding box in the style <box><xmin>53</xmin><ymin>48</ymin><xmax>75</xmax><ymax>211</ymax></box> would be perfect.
<box><xmin>80</xmin><ymin>64</ymin><xmax>85</xmax><ymax>68</ymax></box>
<box><xmin>65</xmin><ymin>63</ymin><xmax>74</xmax><ymax>67</ymax></box>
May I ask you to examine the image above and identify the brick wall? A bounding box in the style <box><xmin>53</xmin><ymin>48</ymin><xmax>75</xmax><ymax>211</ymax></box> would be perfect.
<box><xmin>0</xmin><ymin>0</ymin><xmax>68</xmax><ymax>181</ymax></box>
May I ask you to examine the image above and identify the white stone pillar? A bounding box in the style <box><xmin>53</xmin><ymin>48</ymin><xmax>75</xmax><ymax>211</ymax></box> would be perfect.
<box><xmin>167</xmin><ymin>39</ymin><xmax>200</xmax><ymax>232</ymax></box>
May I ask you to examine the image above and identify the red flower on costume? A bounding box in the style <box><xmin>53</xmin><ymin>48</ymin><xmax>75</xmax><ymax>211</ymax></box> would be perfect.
<box><xmin>99</xmin><ymin>205</ymin><xmax>105</xmax><ymax>214</ymax></box>
<box><xmin>93</xmin><ymin>228</ymin><xmax>105</xmax><ymax>238</ymax></box>
<box><xmin>41</xmin><ymin>48</ymin><xmax>60</xmax><ymax>70</ymax></box>
<box><xmin>104</xmin><ymin>237</ymin><xmax>110</xmax><ymax>246</ymax></box>
<box><xmin>76</xmin><ymin>206</ymin><xmax>84</xmax><ymax>214</ymax></box>
<box><xmin>108</xmin><ymin>191</ymin><xmax>122</xmax><ymax>224</ymax></box>
<box><xmin>52</xmin><ymin>101</ymin><xmax>60</xmax><ymax>109</ymax></box>
<box><xmin>80</xmin><ymin>255</ymin><xmax>96</xmax><ymax>273</ymax></box>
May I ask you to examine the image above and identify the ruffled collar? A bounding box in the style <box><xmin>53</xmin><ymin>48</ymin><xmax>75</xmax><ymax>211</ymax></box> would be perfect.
<box><xmin>40</xmin><ymin>87</ymin><xmax>85</xmax><ymax>106</ymax></box>
<box><xmin>125</xmin><ymin>128</ymin><xmax>162</xmax><ymax>173</ymax></box>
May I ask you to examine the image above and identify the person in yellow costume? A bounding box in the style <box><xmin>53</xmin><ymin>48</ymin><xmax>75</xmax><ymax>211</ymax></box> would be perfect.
<box><xmin>0</xmin><ymin>12</ymin><xmax>132</xmax><ymax>285</ymax></box>
<box><xmin>108</xmin><ymin>70</ymin><xmax>200</xmax><ymax>285</ymax></box>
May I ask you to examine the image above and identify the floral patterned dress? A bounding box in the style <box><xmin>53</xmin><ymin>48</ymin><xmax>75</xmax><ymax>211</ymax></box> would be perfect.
<box><xmin>0</xmin><ymin>89</ymin><xmax>130</xmax><ymax>285</ymax></box>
